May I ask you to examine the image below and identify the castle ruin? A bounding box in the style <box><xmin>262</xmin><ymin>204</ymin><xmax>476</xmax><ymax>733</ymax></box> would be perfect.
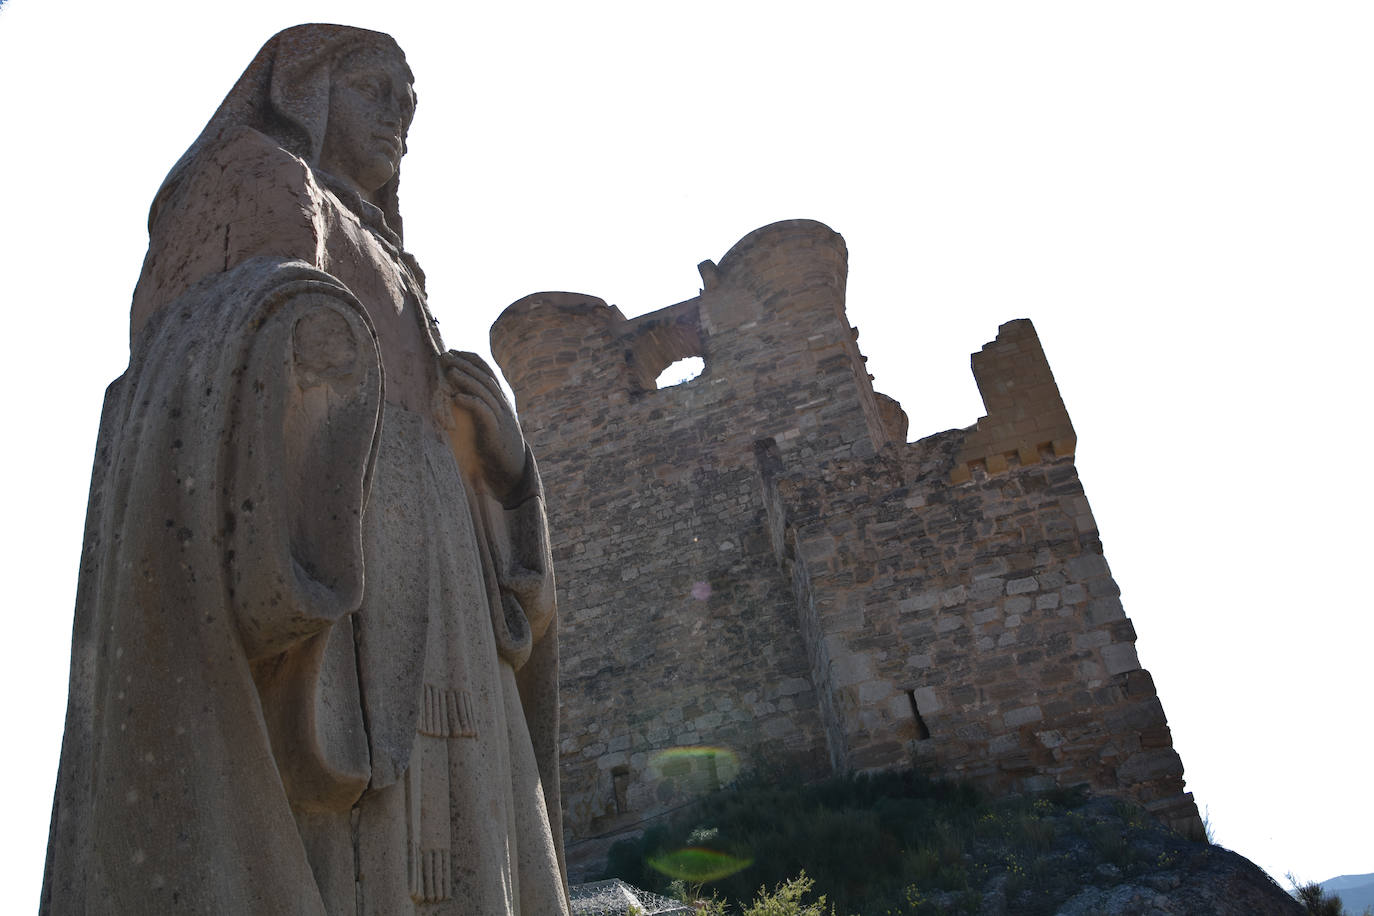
<box><xmin>491</xmin><ymin>220</ymin><xmax>1200</xmax><ymax>874</ymax></box>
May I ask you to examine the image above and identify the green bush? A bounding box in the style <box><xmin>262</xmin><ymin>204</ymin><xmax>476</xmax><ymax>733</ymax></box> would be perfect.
<box><xmin>600</xmin><ymin>770</ymin><xmax>1011</xmax><ymax>913</ymax></box>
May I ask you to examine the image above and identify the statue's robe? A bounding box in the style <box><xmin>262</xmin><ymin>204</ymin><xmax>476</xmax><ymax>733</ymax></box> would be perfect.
<box><xmin>42</xmin><ymin>126</ymin><xmax>568</xmax><ymax>915</ymax></box>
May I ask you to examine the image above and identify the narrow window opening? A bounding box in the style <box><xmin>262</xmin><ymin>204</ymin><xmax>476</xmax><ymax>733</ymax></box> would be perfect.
<box><xmin>906</xmin><ymin>689</ymin><xmax>931</xmax><ymax>741</ymax></box>
<box><xmin>611</xmin><ymin>765</ymin><xmax>630</xmax><ymax>814</ymax></box>
<box><xmin>656</xmin><ymin>356</ymin><xmax>704</xmax><ymax>389</ymax></box>
<box><xmin>701</xmin><ymin>752</ymin><xmax>721</xmax><ymax>793</ymax></box>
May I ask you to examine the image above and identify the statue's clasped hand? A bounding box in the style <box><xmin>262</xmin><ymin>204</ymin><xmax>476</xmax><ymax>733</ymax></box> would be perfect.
<box><xmin>442</xmin><ymin>350</ymin><xmax>527</xmax><ymax>498</ymax></box>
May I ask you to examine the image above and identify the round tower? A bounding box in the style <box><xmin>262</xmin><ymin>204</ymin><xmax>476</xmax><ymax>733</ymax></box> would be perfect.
<box><xmin>490</xmin><ymin>292</ymin><xmax>624</xmax><ymax>420</ymax></box>
<box><xmin>713</xmin><ymin>218</ymin><xmax>848</xmax><ymax>313</ymax></box>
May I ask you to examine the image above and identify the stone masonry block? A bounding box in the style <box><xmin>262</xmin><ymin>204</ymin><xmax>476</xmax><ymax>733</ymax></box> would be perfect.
<box><xmin>989</xmin><ymin>733</ymin><xmax>1021</xmax><ymax>755</ymax></box>
<box><xmin>858</xmin><ymin>680</ymin><xmax>893</xmax><ymax>705</ymax></box>
<box><xmin>912</xmin><ymin>686</ymin><xmax>942</xmax><ymax>714</ymax></box>
<box><xmin>1116</xmin><ymin>748</ymin><xmax>1183</xmax><ymax>784</ymax></box>
<box><xmin>887</xmin><ymin>694</ymin><xmax>913</xmax><ymax>721</ymax></box>
<box><xmin>900</xmin><ymin>591</ymin><xmax>940</xmax><ymax>613</ymax></box>
<box><xmin>1087</xmin><ymin>596</ymin><xmax>1126</xmax><ymax>624</ymax></box>
<box><xmin>972</xmin><ymin>558</ymin><xmax>1009</xmax><ymax>580</ymax></box>
<box><xmin>1075</xmin><ymin>630</ymin><xmax>1111</xmax><ymax>650</ymax></box>
<box><xmin>829</xmin><ymin>649</ymin><xmax>875</xmax><ymax>688</ymax></box>
<box><xmin>1004</xmin><ymin>705</ymin><xmax>1044</xmax><ymax>728</ymax></box>
<box><xmin>1067</xmin><ymin>554</ymin><xmax>1109</xmax><ymax>581</ymax></box>
<box><xmin>1101</xmin><ymin>643</ymin><xmax>1141</xmax><ymax>676</ymax></box>
<box><xmin>970</xmin><ymin>579</ymin><xmax>1005</xmax><ymax>602</ymax></box>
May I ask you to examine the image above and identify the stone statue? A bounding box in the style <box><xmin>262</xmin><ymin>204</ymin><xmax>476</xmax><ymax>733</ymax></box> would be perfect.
<box><xmin>42</xmin><ymin>24</ymin><xmax>569</xmax><ymax>915</ymax></box>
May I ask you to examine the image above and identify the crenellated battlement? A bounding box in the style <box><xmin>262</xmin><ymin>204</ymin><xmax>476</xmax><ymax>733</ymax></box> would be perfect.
<box><xmin>493</xmin><ymin>221</ymin><xmax>1199</xmax><ymax>878</ymax></box>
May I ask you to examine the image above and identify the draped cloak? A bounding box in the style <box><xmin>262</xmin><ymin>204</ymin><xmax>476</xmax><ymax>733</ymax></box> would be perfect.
<box><xmin>42</xmin><ymin>26</ymin><xmax>568</xmax><ymax>916</ymax></box>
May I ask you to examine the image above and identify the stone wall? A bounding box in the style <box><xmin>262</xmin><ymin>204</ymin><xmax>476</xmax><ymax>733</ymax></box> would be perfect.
<box><xmin>492</xmin><ymin>220</ymin><xmax>1200</xmax><ymax>876</ymax></box>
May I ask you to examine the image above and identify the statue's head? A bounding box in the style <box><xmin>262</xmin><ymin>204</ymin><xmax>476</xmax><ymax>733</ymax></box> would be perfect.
<box><xmin>153</xmin><ymin>24</ymin><xmax>416</xmax><ymax>235</ymax></box>
<box><xmin>317</xmin><ymin>41</ymin><xmax>417</xmax><ymax>200</ymax></box>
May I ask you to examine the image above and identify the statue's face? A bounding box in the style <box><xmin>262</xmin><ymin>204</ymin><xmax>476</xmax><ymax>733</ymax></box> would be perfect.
<box><xmin>318</xmin><ymin>45</ymin><xmax>416</xmax><ymax>198</ymax></box>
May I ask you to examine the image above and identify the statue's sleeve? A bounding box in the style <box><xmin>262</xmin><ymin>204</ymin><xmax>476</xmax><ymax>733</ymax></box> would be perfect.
<box><xmin>225</xmin><ymin>268</ymin><xmax>383</xmax><ymax>662</ymax></box>
<box><xmin>221</xmin><ymin>265</ymin><xmax>382</xmax><ymax>807</ymax></box>
<box><xmin>501</xmin><ymin>446</ymin><xmax>557</xmax><ymax>640</ymax></box>
<box><xmin>504</xmin><ymin>448</ymin><xmax>568</xmax><ymax>891</ymax></box>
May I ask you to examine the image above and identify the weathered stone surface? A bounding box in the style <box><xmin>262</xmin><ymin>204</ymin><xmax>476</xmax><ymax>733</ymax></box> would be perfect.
<box><xmin>44</xmin><ymin>24</ymin><xmax>568</xmax><ymax>914</ymax></box>
<box><xmin>493</xmin><ymin>220</ymin><xmax>1200</xmax><ymax>877</ymax></box>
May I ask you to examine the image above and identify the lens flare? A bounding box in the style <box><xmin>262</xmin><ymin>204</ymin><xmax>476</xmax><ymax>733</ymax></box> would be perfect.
<box><xmin>647</xmin><ymin>847</ymin><xmax>752</xmax><ymax>884</ymax></box>
<box><xmin>649</xmin><ymin>746</ymin><xmax>740</xmax><ymax>784</ymax></box>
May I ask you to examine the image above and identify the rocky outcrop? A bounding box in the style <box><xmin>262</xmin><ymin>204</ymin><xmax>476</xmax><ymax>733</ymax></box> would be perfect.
<box><xmin>946</xmin><ymin>797</ymin><xmax>1299</xmax><ymax>916</ymax></box>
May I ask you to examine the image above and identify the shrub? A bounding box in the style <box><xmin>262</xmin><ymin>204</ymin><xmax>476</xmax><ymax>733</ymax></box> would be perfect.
<box><xmin>739</xmin><ymin>873</ymin><xmax>840</xmax><ymax>916</ymax></box>
<box><xmin>1289</xmin><ymin>874</ymin><xmax>1347</xmax><ymax>916</ymax></box>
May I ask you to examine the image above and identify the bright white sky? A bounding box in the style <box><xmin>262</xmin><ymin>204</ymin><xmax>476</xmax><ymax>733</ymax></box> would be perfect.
<box><xmin>1</xmin><ymin>1</ymin><xmax>1370</xmax><ymax>907</ymax></box>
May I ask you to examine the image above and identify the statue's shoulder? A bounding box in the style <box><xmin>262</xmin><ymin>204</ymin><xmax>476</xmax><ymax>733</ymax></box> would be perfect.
<box><xmin>132</xmin><ymin>127</ymin><xmax>324</xmax><ymax>337</ymax></box>
<box><xmin>188</xmin><ymin>125</ymin><xmax>313</xmax><ymax>189</ymax></box>
<box><xmin>150</xmin><ymin>125</ymin><xmax>317</xmax><ymax>235</ymax></box>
